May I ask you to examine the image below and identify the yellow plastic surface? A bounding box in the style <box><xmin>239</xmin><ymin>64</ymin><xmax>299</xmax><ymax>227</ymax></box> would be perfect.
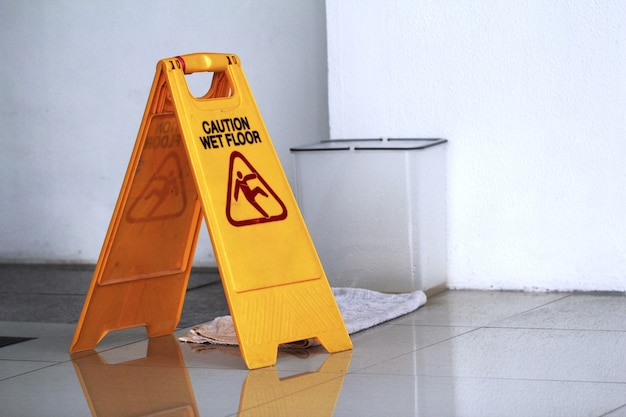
<box><xmin>70</xmin><ymin>53</ymin><xmax>352</xmax><ymax>368</ymax></box>
<box><xmin>70</xmin><ymin>73</ymin><xmax>203</xmax><ymax>353</ymax></box>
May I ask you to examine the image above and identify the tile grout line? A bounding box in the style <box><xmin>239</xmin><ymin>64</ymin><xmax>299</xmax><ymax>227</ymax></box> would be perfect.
<box><xmin>485</xmin><ymin>292</ymin><xmax>573</xmax><ymax>327</ymax></box>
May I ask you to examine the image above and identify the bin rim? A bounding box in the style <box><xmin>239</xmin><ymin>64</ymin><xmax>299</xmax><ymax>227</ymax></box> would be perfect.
<box><xmin>290</xmin><ymin>138</ymin><xmax>447</xmax><ymax>152</ymax></box>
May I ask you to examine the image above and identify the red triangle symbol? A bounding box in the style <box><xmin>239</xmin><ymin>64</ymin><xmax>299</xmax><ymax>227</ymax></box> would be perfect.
<box><xmin>226</xmin><ymin>151</ymin><xmax>287</xmax><ymax>227</ymax></box>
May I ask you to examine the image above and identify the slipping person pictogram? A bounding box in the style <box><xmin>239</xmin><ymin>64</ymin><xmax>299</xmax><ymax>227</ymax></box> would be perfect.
<box><xmin>226</xmin><ymin>151</ymin><xmax>287</xmax><ymax>227</ymax></box>
<box><xmin>234</xmin><ymin>171</ymin><xmax>270</xmax><ymax>219</ymax></box>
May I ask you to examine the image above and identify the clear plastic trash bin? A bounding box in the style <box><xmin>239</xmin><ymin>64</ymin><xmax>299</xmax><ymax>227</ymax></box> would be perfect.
<box><xmin>290</xmin><ymin>138</ymin><xmax>447</xmax><ymax>294</ymax></box>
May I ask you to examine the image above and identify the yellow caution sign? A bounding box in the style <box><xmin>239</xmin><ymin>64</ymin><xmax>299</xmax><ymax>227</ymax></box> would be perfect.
<box><xmin>70</xmin><ymin>53</ymin><xmax>352</xmax><ymax>368</ymax></box>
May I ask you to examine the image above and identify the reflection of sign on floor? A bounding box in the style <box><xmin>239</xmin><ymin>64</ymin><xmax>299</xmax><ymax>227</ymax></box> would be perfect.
<box><xmin>127</xmin><ymin>152</ymin><xmax>187</xmax><ymax>223</ymax></box>
<box><xmin>226</xmin><ymin>151</ymin><xmax>287</xmax><ymax>227</ymax></box>
<box><xmin>71</xmin><ymin>336</ymin><xmax>199</xmax><ymax>416</ymax></box>
<box><xmin>239</xmin><ymin>350</ymin><xmax>352</xmax><ymax>417</ymax></box>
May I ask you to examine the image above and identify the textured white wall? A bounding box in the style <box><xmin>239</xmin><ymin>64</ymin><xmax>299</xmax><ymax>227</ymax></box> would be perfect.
<box><xmin>0</xmin><ymin>0</ymin><xmax>328</xmax><ymax>265</ymax></box>
<box><xmin>327</xmin><ymin>1</ymin><xmax>626</xmax><ymax>291</ymax></box>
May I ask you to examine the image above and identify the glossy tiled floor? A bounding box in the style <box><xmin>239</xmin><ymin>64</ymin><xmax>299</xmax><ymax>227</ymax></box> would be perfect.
<box><xmin>1</xmin><ymin>265</ymin><xmax>626</xmax><ymax>416</ymax></box>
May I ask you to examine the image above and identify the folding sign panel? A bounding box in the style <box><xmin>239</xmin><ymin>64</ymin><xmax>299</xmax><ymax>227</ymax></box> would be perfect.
<box><xmin>70</xmin><ymin>53</ymin><xmax>352</xmax><ymax>369</ymax></box>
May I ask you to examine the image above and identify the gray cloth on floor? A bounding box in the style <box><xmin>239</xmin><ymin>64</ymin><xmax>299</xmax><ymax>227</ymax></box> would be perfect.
<box><xmin>179</xmin><ymin>287</ymin><xmax>427</xmax><ymax>348</ymax></box>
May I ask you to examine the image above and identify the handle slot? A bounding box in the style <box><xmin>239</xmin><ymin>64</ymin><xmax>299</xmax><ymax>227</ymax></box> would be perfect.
<box><xmin>175</xmin><ymin>53</ymin><xmax>237</xmax><ymax>100</ymax></box>
<box><xmin>185</xmin><ymin>71</ymin><xmax>233</xmax><ymax>99</ymax></box>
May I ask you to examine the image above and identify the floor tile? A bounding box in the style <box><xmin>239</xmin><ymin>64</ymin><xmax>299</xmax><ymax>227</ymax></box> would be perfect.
<box><xmin>392</xmin><ymin>290</ymin><xmax>569</xmax><ymax>327</ymax></box>
<box><xmin>494</xmin><ymin>293</ymin><xmax>626</xmax><ymax>331</ymax></box>
<box><xmin>0</xmin><ymin>361</ymin><xmax>93</xmax><ymax>417</ymax></box>
<box><xmin>3</xmin><ymin>341</ymin><xmax>625</xmax><ymax>417</ymax></box>
<box><xmin>343</xmin><ymin>322</ymin><xmax>473</xmax><ymax>372</ymax></box>
<box><xmin>362</xmin><ymin>327</ymin><xmax>626</xmax><ymax>383</ymax></box>
<box><xmin>185</xmin><ymin>368</ymin><xmax>252</xmax><ymax>416</ymax></box>
<box><xmin>2</xmin><ymin>264</ymin><xmax>625</xmax><ymax>417</ymax></box>
<box><xmin>0</xmin><ymin>359</ymin><xmax>56</xmax><ymax>380</ymax></box>
<box><xmin>604</xmin><ymin>404</ymin><xmax>626</xmax><ymax>417</ymax></box>
<box><xmin>332</xmin><ymin>373</ymin><xmax>626</xmax><ymax>417</ymax></box>
<box><xmin>0</xmin><ymin>321</ymin><xmax>148</xmax><ymax>362</ymax></box>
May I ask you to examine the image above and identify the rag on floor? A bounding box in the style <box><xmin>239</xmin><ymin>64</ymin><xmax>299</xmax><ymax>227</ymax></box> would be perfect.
<box><xmin>179</xmin><ymin>287</ymin><xmax>427</xmax><ymax>349</ymax></box>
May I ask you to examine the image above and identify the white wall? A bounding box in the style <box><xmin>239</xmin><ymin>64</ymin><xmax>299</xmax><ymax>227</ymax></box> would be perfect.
<box><xmin>0</xmin><ymin>0</ymin><xmax>328</xmax><ymax>265</ymax></box>
<box><xmin>327</xmin><ymin>1</ymin><xmax>626</xmax><ymax>291</ymax></box>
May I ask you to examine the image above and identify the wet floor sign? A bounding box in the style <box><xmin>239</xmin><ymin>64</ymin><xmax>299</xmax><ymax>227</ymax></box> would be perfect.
<box><xmin>70</xmin><ymin>53</ymin><xmax>352</xmax><ymax>368</ymax></box>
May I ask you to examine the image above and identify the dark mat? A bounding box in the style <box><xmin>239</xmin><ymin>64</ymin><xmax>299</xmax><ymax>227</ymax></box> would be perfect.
<box><xmin>0</xmin><ymin>264</ymin><xmax>226</xmax><ymax>325</ymax></box>
<box><xmin>0</xmin><ymin>336</ymin><xmax>35</xmax><ymax>348</ymax></box>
